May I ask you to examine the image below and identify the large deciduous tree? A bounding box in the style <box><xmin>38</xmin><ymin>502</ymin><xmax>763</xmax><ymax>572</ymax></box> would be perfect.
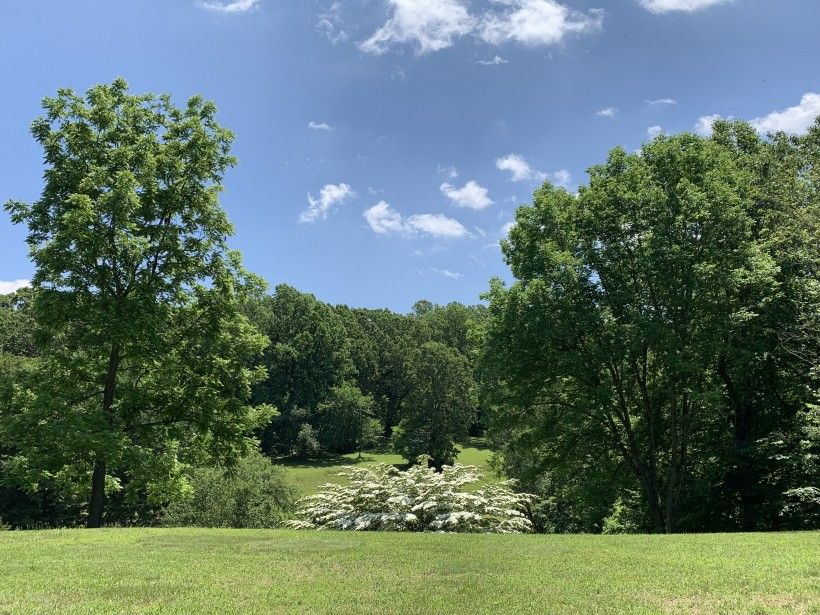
<box><xmin>485</xmin><ymin>120</ymin><xmax>820</xmax><ymax>532</ymax></box>
<box><xmin>2</xmin><ymin>79</ymin><xmax>271</xmax><ymax>528</ymax></box>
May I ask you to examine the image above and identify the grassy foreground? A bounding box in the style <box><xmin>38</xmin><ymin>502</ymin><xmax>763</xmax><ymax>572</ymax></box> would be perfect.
<box><xmin>1</xmin><ymin>529</ymin><xmax>817</xmax><ymax>614</ymax></box>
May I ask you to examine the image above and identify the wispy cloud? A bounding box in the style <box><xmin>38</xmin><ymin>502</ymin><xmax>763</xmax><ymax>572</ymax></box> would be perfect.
<box><xmin>300</xmin><ymin>183</ymin><xmax>355</xmax><ymax>223</ymax></box>
<box><xmin>597</xmin><ymin>107</ymin><xmax>617</xmax><ymax>117</ymax></box>
<box><xmin>647</xmin><ymin>97</ymin><xmax>677</xmax><ymax>106</ymax></box>
<box><xmin>198</xmin><ymin>0</ymin><xmax>260</xmax><ymax>13</ymax></box>
<box><xmin>477</xmin><ymin>54</ymin><xmax>508</xmax><ymax>65</ymax></box>
<box><xmin>432</xmin><ymin>267</ymin><xmax>463</xmax><ymax>279</ymax></box>
<box><xmin>308</xmin><ymin>121</ymin><xmax>333</xmax><ymax>131</ymax></box>
<box><xmin>316</xmin><ymin>2</ymin><xmax>348</xmax><ymax>44</ymax></box>
<box><xmin>437</xmin><ymin>164</ymin><xmax>459</xmax><ymax>179</ymax></box>
<box><xmin>638</xmin><ymin>0</ymin><xmax>732</xmax><ymax>13</ymax></box>
<box><xmin>440</xmin><ymin>180</ymin><xmax>493</xmax><ymax>210</ymax></box>
<box><xmin>363</xmin><ymin>201</ymin><xmax>469</xmax><ymax>238</ymax></box>
<box><xmin>0</xmin><ymin>279</ymin><xmax>30</xmax><ymax>294</ymax></box>
<box><xmin>751</xmin><ymin>93</ymin><xmax>820</xmax><ymax>134</ymax></box>
<box><xmin>647</xmin><ymin>125</ymin><xmax>663</xmax><ymax>138</ymax></box>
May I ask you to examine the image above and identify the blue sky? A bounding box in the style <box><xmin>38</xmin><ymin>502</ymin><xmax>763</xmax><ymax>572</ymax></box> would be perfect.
<box><xmin>1</xmin><ymin>0</ymin><xmax>819</xmax><ymax>311</ymax></box>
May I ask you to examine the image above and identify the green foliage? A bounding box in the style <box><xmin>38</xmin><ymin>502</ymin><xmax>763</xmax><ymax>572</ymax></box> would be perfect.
<box><xmin>294</xmin><ymin>424</ymin><xmax>321</xmax><ymax>460</ymax></box>
<box><xmin>162</xmin><ymin>451</ymin><xmax>296</xmax><ymax>529</ymax></box>
<box><xmin>484</xmin><ymin>120</ymin><xmax>820</xmax><ymax>532</ymax></box>
<box><xmin>394</xmin><ymin>341</ymin><xmax>477</xmax><ymax>468</ymax></box>
<box><xmin>317</xmin><ymin>382</ymin><xmax>379</xmax><ymax>454</ymax></box>
<box><xmin>289</xmin><ymin>460</ymin><xmax>533</xmax><ymax>532</ymax></box>
<box><xmin>2</xmin><ymin>79</ymin><xmax>271</xmax><ymax>527</ymax></box>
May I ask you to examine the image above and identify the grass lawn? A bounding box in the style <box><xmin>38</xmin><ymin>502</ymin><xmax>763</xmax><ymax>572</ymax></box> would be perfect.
<box><xmin>277</xmin><ymin>442</ymin><xmax>495</xmax><ymax>496</ymax></box>
<box><xmin>0</xmin><ymin>529</ymin><xmax>817</xmax><ymax>614</ymax></box>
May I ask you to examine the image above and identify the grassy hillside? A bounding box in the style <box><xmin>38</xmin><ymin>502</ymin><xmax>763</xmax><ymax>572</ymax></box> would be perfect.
<box><xmin>277</xmin><ymin>443</ymin><xmax>495</xmax><ymax>495</ymax></box>
<box><xmin>1</xmin><ymin>529</ymin><xmax>817</xmax><ymax>614</ymax></box>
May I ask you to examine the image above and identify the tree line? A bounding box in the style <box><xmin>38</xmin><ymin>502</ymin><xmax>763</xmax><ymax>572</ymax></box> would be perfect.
<box><xmin>1</xmin><ymin>80</ymin><xmax>817</xmax><ymax>532</ymax></box>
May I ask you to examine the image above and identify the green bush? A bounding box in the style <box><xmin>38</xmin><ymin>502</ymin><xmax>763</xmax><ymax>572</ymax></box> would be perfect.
<box><xmin>162</xmin><ymin>451</ymin><xmax>296</xmax><ymax>529</ymax></box>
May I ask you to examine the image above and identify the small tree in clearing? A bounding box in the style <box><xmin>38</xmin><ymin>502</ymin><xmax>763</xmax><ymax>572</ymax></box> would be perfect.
<box><xmin>288</xmin><ymin>459</ymin><xmax>535</xmax><ymax>533</ymax></box>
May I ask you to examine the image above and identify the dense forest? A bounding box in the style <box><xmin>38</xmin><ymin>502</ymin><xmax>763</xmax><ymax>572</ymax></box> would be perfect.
<box><xmin>1</xmin><ymin>80</ymin><xmax>818</xmax><ymax>533</ymax></box>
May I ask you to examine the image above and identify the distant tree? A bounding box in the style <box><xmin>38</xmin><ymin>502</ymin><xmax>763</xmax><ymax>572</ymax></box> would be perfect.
<box><xmin>294</xmin><ymin>424</ymin><xmax>321</xmax><ymax>460</ymax></box>
<box><xmin>394</xmin><ymin>341</ymin><xmax>476</xmax><ymax>468</ymax></box>
<box><xmin>2</xmin><ymin>79</ymin><xmax>271</xmax><ymax>528</ymax></box>
<box><xmin>245</xmin><ymin>285</ymin><xmax>352</xmax><ymax>454</ymax></box>
<box><xmin>317</xmin><ymin>382</ymin><xmax>380</xmax><ymax>454</ymax></box>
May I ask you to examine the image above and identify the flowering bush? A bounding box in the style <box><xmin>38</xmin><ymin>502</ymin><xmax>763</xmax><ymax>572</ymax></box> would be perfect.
<box><xmin>287</xmin><ymin>458</ymin><xmax>535</xmax><ymax>533</ymax></box>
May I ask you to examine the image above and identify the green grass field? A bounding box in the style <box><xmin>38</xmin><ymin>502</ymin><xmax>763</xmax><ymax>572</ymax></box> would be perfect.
<box><xmin>277</xmin><ymin>443</ymin><xmax>495</xmax><ymax>495</ymax></box>
<box><xmin>0</xmin><ymin>529</ymin><xmax>817</xmax><ymax>614</ymax></box>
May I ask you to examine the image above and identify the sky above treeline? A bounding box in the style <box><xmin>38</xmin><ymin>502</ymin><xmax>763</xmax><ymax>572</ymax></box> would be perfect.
<box><xmin>1</xmin><ymin>0</ymin><xmax>819</xmax><ymax>311</ymax></box>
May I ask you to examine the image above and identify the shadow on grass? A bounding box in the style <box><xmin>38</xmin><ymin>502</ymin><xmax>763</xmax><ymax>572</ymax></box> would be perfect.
<box><xmin>273</xmin><ymin>453</ymin><xmax>411</xmax><ymax>471</ymax></box>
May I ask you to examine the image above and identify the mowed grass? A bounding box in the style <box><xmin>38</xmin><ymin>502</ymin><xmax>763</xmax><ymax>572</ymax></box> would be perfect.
<box><xmin>277</xmin><ymin>443</ymin><xmax>496</xmax><ymax>496</ymax></box>
<box><xmin>1</xmin><ymin>529</ymin><xmax>817</xmax><ymax>614</ymax></box>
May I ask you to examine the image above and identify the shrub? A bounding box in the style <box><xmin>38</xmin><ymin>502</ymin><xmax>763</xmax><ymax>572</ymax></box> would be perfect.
<box><xmin>288</xmin><ymin>458</ymin><xmax>535</xmax><ymax>533</ymax></box>
<box><xmin>294</xmin><ymin>423</ymin><xmax>321</xmax><ymax>459</ymax></box>
<box><xmin>162</xmin><ymin>451</ymin><xmax>296</xmax><ymax>529</ymax></box>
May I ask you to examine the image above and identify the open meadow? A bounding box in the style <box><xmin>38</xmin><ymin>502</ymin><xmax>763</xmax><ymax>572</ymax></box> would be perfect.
<box><xmin>1</xmin><ymin>529</ymin><xmax>817</xmax><ymax>614</ymax></box>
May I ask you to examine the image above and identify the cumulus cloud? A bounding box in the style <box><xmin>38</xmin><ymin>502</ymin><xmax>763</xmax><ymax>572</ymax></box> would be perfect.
<box><xmin>551</xmin><ymin>169</ymin><xmax>572</xmax><ymax>188</ymax></box>
<box><xmin>363</xmin><ymin>201</ymin><xmax>468</xmax><ymax>238</ymax></box>
<box><xmin>751</xmin><ymin>93</ymin><xmax>820</xmax><ymax>135</ymax></box>
<box><xmin>432</xmin><ymin>267</ymin><xmax>463</xmax><ymax>279</ymax></box>
<box><xmin>359</xmin><ymin>0</ymin><xmax>603</xmax><ymax>55</ymax></box>
<box><xmin>300</xmin><ymin>183</ymin><xmax>355</xmax><ymax>223</ymax></box>
<box><xmin>648</xmin><ymin>97</ymin><xmax>677</xmax><ymax>106</ymax></box>
<box><xmin>597</xmin><ymin>107</ymin><xmax>617</xmax><ymax>117</ymax></box>
<box><xmin>360</xmin><ymin>0</ymin><xmax>474</xmax><ymax>55</ymax></box>
<box><xmin>479</xmin><ymin>0</ymin><xmax>603</xmax><ymax>47</ymax></box>
<box><xmin>638</xmin><ymin>0</ymin><xmax>731</xmax><ymax>13</ymax></box>
<box><xmin>694</xmin><ymin>114</ymin><xmax>723</xmax><ymax>136</ymax></box>
<box><xmin>440</xmin><ymin>180</ymin><xmax>493</xmax><ymax>210</ymax></box>
<box><xmin>198</xmin><ymin>0</ymin><xmax>260</xmax><ymax>13</ymax></box>
<box><xmin>308</xmin><ymin>121</ymin><xmax>333</xmax><ymax>131</ymax></box>
<box><xmin>647</xmin><ymin>125</ymin><xmax>663</xmax><ymax>138</ymax></box>
<box><xmin>496</xmin><ymin>153</ymin><xmax>547</xmax><ymax>182</ymax></box>
<box><xmin>0</xmin><ymin>279</ymin><xmax>30</xmax><ymax>294</ymax></box>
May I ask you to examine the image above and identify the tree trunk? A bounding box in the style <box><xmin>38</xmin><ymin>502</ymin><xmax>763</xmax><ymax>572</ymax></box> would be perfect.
<box><xmin>86</xmin><ymin>345</ymin><xmax>120</xmax><ymax>529</ymax></box>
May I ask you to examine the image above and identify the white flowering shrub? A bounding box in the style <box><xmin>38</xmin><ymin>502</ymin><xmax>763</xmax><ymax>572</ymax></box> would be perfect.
<box><xmin>287</xmin><ymin>458</ymin><xmax>535</xmax><ymax>533</ymax></box>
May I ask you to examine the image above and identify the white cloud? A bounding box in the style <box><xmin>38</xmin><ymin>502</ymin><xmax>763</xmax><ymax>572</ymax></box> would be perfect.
<box><xmin>437</xmin><ymin>164</ymin><xmax>459</xmax><ymax>178</ymax></box>
<box><xmin>316</xmin><ymin>2</ymin><xmax>348</xmax><ymax>44</ymax></box>
<box><xmin>360</xmin><ymin>0</ymin><xmax>474</xmax><ymax>55</ymax></box>
<box><xmin>551</xmin><ymin>169</ymin><xmax>572</xmax><ymax>188</ymax></box>
<box><xmin>638</xmin><ymin>0</ymin><xmax>731</xmax><ymax>13</ymax></box>
<box><xmin>0</xmin><ymin>279</ymin><xmax>30</xmax><ymax>294</ymax></box>
<box><xmin>496</xmin><ymin>153</ymin><xmax>547</xmax><ymax>182</ymax></box>
<box><xmin>300</xmin><ymin>183</ymin><xmax>355</xmax><ymax>223</ymax></box>
<box><xmin>440</xmin><ymin>180</ymin><xmax>493</xmax><ymax>210</ymax></box>
<box><xmin>501</xmin><ymin>221</ymin><xmax>515</xmax><ymax>236</ymax></box>
<box><xmin>308</xmin><ymin>121</ymin><xmax>333</xmax><ymax>131</ymax></box>
<box><xmin>694</xmin><ymin>114</ymin><xmax>723</xmax><ymax>136</ymax></box>
<box><xmin>363</xmin><ymin>202</ymin><xmax>469</xmax><ymax>238</ymax></box>
<box><xmin>597</xmin><ymin>107</ymin><xmax>617</xmax><ymax>117</ymax></box>
<box><xmin>480</xmin><ymin>0</ymin><xmax>603</xmax><ymax>47</ymax></box>
<box><xmin>647</xmin><ymin>97</ymin><xmax>677</xmax><ymax>106</ymax></box>
<box><xmin>477</xmin><ymin>55</ymin><xmax>509</xmax><ymax>65</ymax></box>
<box><xmin>647</xmin><ymin>125</ymin><xmax>663</xmax><ymax>138</ymax></box>
<box><xmin>432</xmin><ymin>267</ymin><xmax>463</xmax><ymax>279</ymax></box>
<box><xmin>198</xmin><ymin>0</ymin><xmax>260</xmax><ymax>13</ymax></box>
<box><xmin>751</xmin><ymin>93</ymin><xmax>820</xmax><ymax>135</ymax></box>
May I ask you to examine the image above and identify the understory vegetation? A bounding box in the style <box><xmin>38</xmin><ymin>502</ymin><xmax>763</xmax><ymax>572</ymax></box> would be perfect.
<box><xmin>1</xmin><ymin>79</ymin><xmax>818</xmax><ymax>534</ymax></box>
